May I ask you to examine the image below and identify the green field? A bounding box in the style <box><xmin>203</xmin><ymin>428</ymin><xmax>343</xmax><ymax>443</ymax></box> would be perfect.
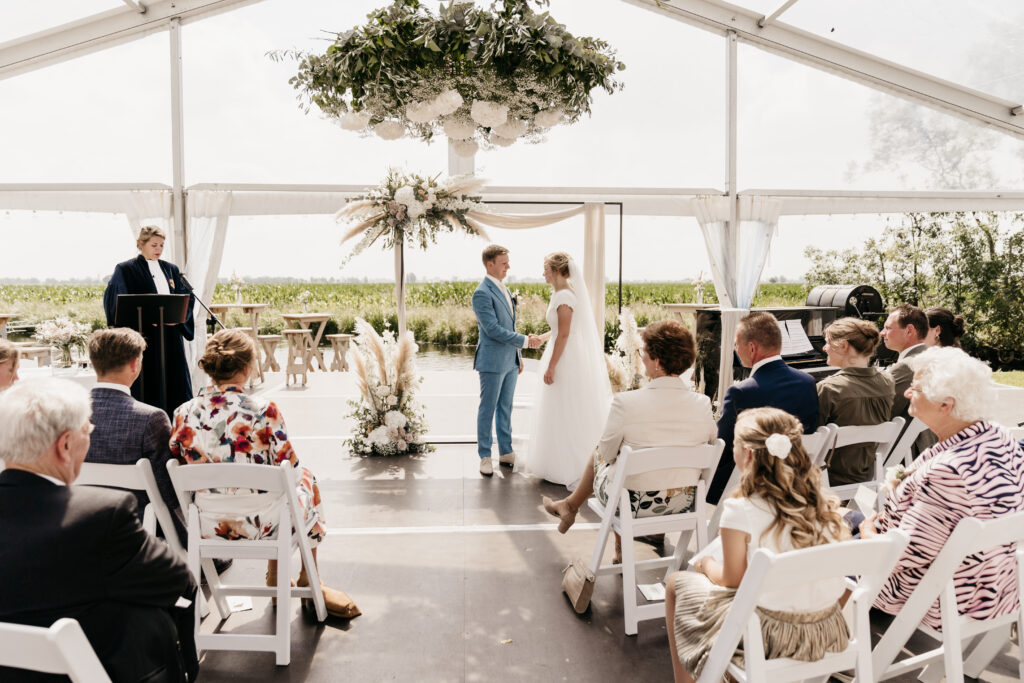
<box><xmin>994</xmin><ymin>371</ymin><xmax>1024</xmax><ymax>388</ymax></box>
<box><xmin>0</xmin><ymin>281</ymin><xmax>810</xmax><ymax>349</ymax></box>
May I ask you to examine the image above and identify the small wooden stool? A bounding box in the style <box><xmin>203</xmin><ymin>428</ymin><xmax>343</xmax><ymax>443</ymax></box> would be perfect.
<box><xmin>258</xmin><ymin>334</ymin><xmax>283</xmax><ymax>372</ymax></box>
<box><xmin>282</xmin><ymin>329</ymin><xmax>313</xmax><ymax>386</ymax></box>
<box><xmin>326</xmin><ymin>334</ymin><xmax>353</xmax><ymax>371</ymax></box>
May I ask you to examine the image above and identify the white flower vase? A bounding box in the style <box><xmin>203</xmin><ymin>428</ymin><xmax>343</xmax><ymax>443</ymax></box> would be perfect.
<box><xmin>234</xmin><ymin>289</ymin><xmax>242</xmax><ymax>304</ymax></box>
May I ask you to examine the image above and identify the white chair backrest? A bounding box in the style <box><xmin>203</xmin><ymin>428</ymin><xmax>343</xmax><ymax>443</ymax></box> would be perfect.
<box><xmin>872</xmin><ymin>509</ymin><xmax>1024</xmax><ymax>676</ymax></box>
<box><xmin>166</xmin><ymin>461</ymin><xmax>299</xmax><ymax>533</ymax></box>
<box><xmin>698</xmin><ymin>530</ymin><xmax>910</xmax><ymax>683</ymax></box>
<box><xmin>1009</xmin><ymin>426</ymin><xmax>1024</xmax><ymax>442</ymax></box>
<box><xmin>76</xmin><ymin>459</ymin><xmax>183</xmax><ymax>556</ymax></box>
<box><xmin>617</xmin><ymin>441</ymin><xmax>725</xmax><ymax>492</ymax></box>
<box><xmin>803</xmin><ymin>424</ymin><xmax>837</xmax><ymax>467</ymax></box>
<box><xmin>833</xmin><ymin>417</ymin><xmax>905</xmax><ymax>450</ymax></box>
<box><xmin>885</xmin><ymin>417</ymin><xmax>931</xmax><ymax>468</ymax></box>
<box><xmin>0</xmin><ymin>618</ymin><xmax>111</xmax><ymax>683</ymax></box>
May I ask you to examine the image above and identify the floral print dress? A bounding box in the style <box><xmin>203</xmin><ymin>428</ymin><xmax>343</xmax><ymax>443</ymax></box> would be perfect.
<box><xmin>170</xmin><ymin>385</ymin><xmax>327</xmax><ymax>545</ymax></box>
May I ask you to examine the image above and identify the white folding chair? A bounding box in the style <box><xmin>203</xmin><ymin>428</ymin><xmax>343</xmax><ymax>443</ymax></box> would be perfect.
<box><xmin>825</xmin><ymin>417</ymin><xmax>905</xmax><ymax>503</ymax></box>
<box><xmin>872</xmin><ymin>510</ymin><xmax>1024</xmax><ymax>683</ymax></box>
<box><xmin>708</xmin><ymin>426</ymin><xmax>836</xmax><ymax>540</ymax></box>
<box><xmin>697</xmin><ymin>530</ymin><xmax>910</xmax><ymax>683</ymax></box>
<box><xmin>0</xmin><ymin>618</ymin><xmax>111</xmax><ymax>683</ymax></box>
<box><xmin>76</xmin><ymin>459</ymin><xmax>184</xmax><ymax>557</ymax></box>
<box><xmin>587</xmin><ymin>440</ymin><xmax>725</xmax><ymax>635</ymax></box>
<box><xmin>886</xmin><ymin>417</ymin><xmax>932</xmax><ymax>468</ymax></box>
<box><xmin>166</xmin><ymin>460</ymin><xmax>327</xmax><ymax>666</ymax></box>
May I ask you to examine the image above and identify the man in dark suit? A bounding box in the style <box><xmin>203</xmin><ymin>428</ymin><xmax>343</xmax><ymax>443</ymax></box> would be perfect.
<box><xmin>880</xmin><ymin>304</ymin><xmax>928</xmax><ymax>420</ymax></box>
<box><xmin>707</xmin><ymin>311</ymin><xmax>818</xmax><ymax>504</ymax></box>
<box><xmin>87</xmin><ymin>328</ymin><xmax>182</xmax><ymax>527</ymax></box>
<box><xmin>0</xmin><ymin>380</ymin><xmax>198</xmax><ymax>683</ymax></box>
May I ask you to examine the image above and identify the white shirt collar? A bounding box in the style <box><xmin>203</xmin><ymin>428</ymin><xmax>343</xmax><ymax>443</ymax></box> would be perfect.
<box><xmin>898</xmin><ymin>343</ymin><xmax>926</xmax><ymax>361</ymax></box>
<box><xmin>32</xmin><ymin>472</ymin><xmax>66</xmax><ymax>487</ymax></box>
<box><xmin>751</xmin><ymin>354</ymin><xmax>783</xmax><ymax>375</ymax></box>
<box><xmin>485</xmin><ymin>274</ymin><xmax>506</xmax><ymax>290</ymax></box>
<box><xmin>95</xmin><ymin>382</ymin><xmax>131</xmax><ymax>395</ymax></box>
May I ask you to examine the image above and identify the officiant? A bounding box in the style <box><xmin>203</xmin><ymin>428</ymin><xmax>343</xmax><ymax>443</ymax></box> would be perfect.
<box><xmin>102</xmin><ymin>226</ymin><xmax>195</xmax><ymax>416</ymax></box>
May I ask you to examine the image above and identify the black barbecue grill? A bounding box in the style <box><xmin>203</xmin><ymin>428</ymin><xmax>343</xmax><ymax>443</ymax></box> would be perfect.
<box><xmin>806</xmin><ymin>284</ymin><xmax>886</xmax><ymax>320</ymax></box>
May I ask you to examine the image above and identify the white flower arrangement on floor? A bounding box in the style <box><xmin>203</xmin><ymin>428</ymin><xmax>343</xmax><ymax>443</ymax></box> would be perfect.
<box><xmin>335</xmin><ymin>169</ymin><xmax>489</xmax><ymax>265</ymax></box>
<box><xmin>605</xmin><ymin>308</ymin><xmax>648</xmax><ymax>393</ymax></box>
<box><xmin>34</xmin><ymin>316</ymin><xmax>91</xmax><ymax>367</ymax></box>
<box><xmin>344</xmin><ymin>317</ymin><xmax>433</xmax><ymax>456</ymax></box>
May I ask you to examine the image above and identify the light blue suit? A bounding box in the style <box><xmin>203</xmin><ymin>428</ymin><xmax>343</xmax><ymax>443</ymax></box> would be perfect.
<box><xmin>472</xmin><ymin>277</ymin><xmax>526</xmax><ymax>460</ymax></box>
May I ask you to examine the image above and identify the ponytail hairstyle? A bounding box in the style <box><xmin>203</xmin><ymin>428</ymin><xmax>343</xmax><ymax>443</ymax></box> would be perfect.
<box><xmin>733</xmin><ymin>407</ymin><xmax>848</xmax><ymax>549</ymax></box>
<box><xmin>199</xmin><ymin>329</ymin><xmax>255</xmax><ymax>383</ymax></box>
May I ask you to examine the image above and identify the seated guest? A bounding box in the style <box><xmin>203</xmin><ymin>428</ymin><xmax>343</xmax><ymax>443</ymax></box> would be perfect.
<box><xmin>924</xmin><ymin>306</ymin><xmax>966</xmax><ymax>348</ymax></box>
<box><xmin>880</xmin><ymin>304</ymin><xmax>928</xmax><ymax>420</ymax></box>
<box><xmin>861</xmin><ymin>347</ymin><xmax>1024</xmax><ymax>628</ymax></box>
<box><xmin>541</xmin><ymin>320</ymin><xmax>716</xmax><ymax>556</ymax></box>
<box><xmin>0</xmin><ymin>380</ymin><xmax>197</xmax><ymax>683</ymax></box>
<box><xmin>707</xmin><ymin>311</ymin><xmax>818</xmax><ymax>503</ymax></box>
<box><xmin>86</xmin><ymin>328</ymin><xmax>182</xmax><ymax>530</ymax></box>
<box><xmin>0</xmin><ymin>339</ymin><xmax>19</xmax><ymax>391</ymax></box>
<box><xmin>666</xmin><ymin>408</ymin><xmax>850</xmax><ymax>683</ymax></box>
<box><xmin>817</xmin><ymin>318</ymin><xmax>895</xmax><ymax>485</ymax></box>
<box><xmin>169</xmin><ymin>329</ymin><xmax>360</xmax><ymax>619</ymax></box>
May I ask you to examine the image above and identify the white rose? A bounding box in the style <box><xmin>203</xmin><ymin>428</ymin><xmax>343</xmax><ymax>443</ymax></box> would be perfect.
<box><xmin>387</xmin><ymin>395</ymin><xmax>398</xmax><ymax>406</ymax></box>
<box><xmin>765</xmin><ymin>433</ymin><xmax>792</xmax><ymax>459</ymax></box>
<box><xmin>375</xmin><ymin>385</ymin><xmax>390</xmax><ymax>397</ymax></box>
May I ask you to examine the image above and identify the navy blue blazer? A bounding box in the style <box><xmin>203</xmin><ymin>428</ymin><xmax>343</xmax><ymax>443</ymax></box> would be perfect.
<box><xmin>707</xmin><ymin>359</ymin><xmax>819</xmax><ymax>504</ymax></box>
<box><xmin>102</xmin><ymin>255</ymin><xmax>195</xmax><ymax>416</ymax></box>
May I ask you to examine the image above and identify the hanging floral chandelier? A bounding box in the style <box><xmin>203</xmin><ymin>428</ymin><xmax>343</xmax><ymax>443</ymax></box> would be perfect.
<box><xmin>280</xmin><ymin>0</ymin><xmax>625</xmax><ymax>156</ymax></box>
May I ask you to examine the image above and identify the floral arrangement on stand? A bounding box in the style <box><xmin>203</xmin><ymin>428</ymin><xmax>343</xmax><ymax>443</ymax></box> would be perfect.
<box><xmin>230</xmin><ymin>271</ymin><xmax>245</xmax><ymax>304</ymax></box>
<box><xmin>277</xmin><ymin>0</ymin><xmax>625</xmax><ymax>155</ymax></box>
<box><xmin>344</xmin><ymin>317</ymin><xmax>433</xmax><ymax>456</ymax></box>
<box><xmin>34</xmin><ymin>316</ymin><xmax>91</xmax><ymax>371</ymax></box>
<box><xmin>296</xmin><ymin>290</ymin><xmax>313</xmax><ymax>312</ymax></box>
<box><xmin>605</xmin><ymin>308</ymin><xmax>648</xmax><ymax>393</ymax></box>
<box><xmin>336</xmin><ymin>169</ymin><xmax>489</xmax><ymax>262</ymax></box>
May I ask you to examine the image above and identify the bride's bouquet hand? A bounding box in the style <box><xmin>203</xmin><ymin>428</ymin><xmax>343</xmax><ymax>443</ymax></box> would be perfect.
<box><xmin>543</xmin><ymin>366</ymin><xmax>555</xmax><ymax>385</ymax></box>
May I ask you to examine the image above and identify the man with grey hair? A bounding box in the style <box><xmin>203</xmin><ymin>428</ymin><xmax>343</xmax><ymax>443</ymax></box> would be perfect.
<box><xmin>0</xmin><ymin>379</ymin><xmax>198</xmax><ymax>683</ymax></box>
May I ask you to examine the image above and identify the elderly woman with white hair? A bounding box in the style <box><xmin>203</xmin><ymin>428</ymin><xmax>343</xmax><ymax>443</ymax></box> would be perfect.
<box><xmin>860</xmin><ymin>347</ymin><xmax>1024</xmax><ymax>628</ymax></box>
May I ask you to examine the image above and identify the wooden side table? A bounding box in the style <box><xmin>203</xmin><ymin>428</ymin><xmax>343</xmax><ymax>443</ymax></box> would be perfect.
<box><xmin>209</xmin><ymin>303</ymin><xmax>269</xmax><ymax>382</ymax></box>
<box><xmin>18</xmin><ymin>346</ymin><xmax>52</xmax><ymax>367</ymax></box>
<box><xmin>282</xmin><ymin>329</ymin><xmax>313</xmax><ymax>386</ymax></box>
<box><xmin>281</xmin><ymin>314</ymin><xmax>331</xmax><ymax>372</ymax></box>
<box><xmin>0</xmin><ymin>313</ymin><xmax>15</xmax><ymax>339</ymax></box>
<box><xmin>258</xmin><ymin>334</ymin><xmax>283</xmax><ymax>372</ymax></box>
<box><xmin>326</xmin><ymin>334</ymin><xmax>353</xmax><ymax>371</ymax></box>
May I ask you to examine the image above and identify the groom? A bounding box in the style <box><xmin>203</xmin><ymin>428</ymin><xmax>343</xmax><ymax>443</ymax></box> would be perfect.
<box><xmin>472</xmin><ymin>245</ymin><xmax>541</xmax><ymax>476</ymax></box>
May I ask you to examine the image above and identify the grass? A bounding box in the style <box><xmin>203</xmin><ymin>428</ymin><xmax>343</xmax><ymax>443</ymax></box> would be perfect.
<box><xmin>993</xmin><ymin>371</ymin><xmax>1024</xmax><ymax>388</ymax></box>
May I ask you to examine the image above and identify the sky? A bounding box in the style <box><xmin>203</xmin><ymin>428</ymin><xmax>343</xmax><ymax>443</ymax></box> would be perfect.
<box><xmin>1</xmin><ymin>0</ymin><xmax>1023</xmax><ymax>283</ymax></box>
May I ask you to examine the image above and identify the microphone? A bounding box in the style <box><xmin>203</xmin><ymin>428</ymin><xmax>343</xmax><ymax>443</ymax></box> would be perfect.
<box><xmin>178</xmin><ymin>274</ymin><xmax>195</xmax><ymax>292</ymax></box>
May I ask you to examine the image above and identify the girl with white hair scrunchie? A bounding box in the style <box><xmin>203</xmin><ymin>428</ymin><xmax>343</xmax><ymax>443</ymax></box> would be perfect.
<box><xmin>665</xmin><ymin>407</ymin><xmax>851</xmax><ymax>683</ymax></box>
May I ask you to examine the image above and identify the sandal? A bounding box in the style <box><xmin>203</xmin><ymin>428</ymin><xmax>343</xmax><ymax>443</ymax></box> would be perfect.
<box><xmin>541</xmin><ymin>496</ymin><xmax>578</xmax><ymax>534</ymax></box>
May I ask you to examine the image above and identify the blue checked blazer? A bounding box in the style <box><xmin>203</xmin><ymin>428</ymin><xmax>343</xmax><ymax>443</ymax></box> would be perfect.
<box><xmin>87</xmin><ymin>387</ymin><xmax>180</xmax><ymax>519</ymax></box>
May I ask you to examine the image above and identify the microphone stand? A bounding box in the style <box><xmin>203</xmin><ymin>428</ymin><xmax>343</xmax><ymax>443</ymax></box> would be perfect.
<box><xmin>178</xmin><ymin>275</ymin><xmax>225</xmax><ymax>333</ymax></box>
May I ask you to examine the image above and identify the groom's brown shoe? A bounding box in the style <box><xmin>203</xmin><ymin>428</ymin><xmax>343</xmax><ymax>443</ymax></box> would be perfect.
<box><xmin>498</xmin><ymin>452</ymin><xmax>515</xmax><ymax>467</ymax></box>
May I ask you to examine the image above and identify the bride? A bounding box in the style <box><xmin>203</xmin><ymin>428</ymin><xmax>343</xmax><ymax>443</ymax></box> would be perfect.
<box><xmin>523</xmin><ymin>252</ymin><xmax>612</xmax><ymax>487</ymax></box>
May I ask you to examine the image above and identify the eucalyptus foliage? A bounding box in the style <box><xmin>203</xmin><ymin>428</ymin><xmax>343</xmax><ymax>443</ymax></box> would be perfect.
<box><xmin>277</xmin><ymin>0</ymin><xmax>625</xmax><ymax>148</ymax></box>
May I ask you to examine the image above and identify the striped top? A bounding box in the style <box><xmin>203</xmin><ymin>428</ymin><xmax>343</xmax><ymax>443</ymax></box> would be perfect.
<box><xmin>874</xmin><ymin>421</ymin><xmax>1024</xmax><ymax>628</ymax></box>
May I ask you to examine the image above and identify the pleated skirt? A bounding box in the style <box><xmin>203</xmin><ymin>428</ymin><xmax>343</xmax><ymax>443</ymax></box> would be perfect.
<box><xmin>672</xmin><ymin>571</ymin><xmax>850</xmax><ymax>677</ymax></box>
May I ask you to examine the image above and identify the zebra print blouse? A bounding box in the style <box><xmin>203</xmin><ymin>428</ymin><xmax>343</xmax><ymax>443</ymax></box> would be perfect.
<box><xmin>873</xmin><ymin>421</ymin><xmax>1024</xmax><ymax>629</ymax></box>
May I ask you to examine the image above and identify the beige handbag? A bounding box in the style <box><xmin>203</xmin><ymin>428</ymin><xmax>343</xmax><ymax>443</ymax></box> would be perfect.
<box><xmin>561</xmin><ymin>558</ymin><xmax>595</xmax><ymax>613</ymax></box>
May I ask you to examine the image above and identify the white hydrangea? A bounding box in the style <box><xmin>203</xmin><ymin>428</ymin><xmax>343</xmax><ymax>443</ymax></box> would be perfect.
<box><xmin>451</xmin><ymin>139</ymin><xmax>479</xmax><ymax>157</ymax></box>
<box><xmin>470</xmin><ymin>100</ymin><xmax>508</xmax><ymax>128</ymax></box>
<box><xmin>405</xmin><ymin>100</ymin><xmax>439</xmax><ymax>124</ymax></box>
<box><xmin>384</xmin><ymin>410</ymin><xmax>408</xmax><ymax>429</ymax></box>
<box><xmin>375</xmin><ymin>384</ymin><xmax>391</xmax><ymax>397</ymax></box>
<box><xmin>493</xmin><ymin>119</ymin><xmax>527</xmax><ymax>139</ymax></box>
<box><xmin>442</xmin><ymin>117</ymin><xmax>476</xmax><ymax>140</ymax></box>
<box><xmin>374</xmin><ymin>120</ymin><xmax>405</xmax><ymax>140</ymax></box>
<box><xmin>394</xmin><ymin>185</ymin><xmax>416</xmax><ymax>207</ymax></box>
<box><xmin>534</xmin><ymin>108</ymin><xmax>563</xmax><ymax>128</ymax></box>
<box><xmin>432</xmin><ymin>89</ymin><xmax>464</xmax><ymax>116</ymax></box>
<box><xmin>369</xmin><ymin>426</ymin><xmax>392</xmax><ymax>446</ymax></box>
<box><xmin>489</xmin><ymin>134</ymin><xmax>515</xmax><ymax>147</ymax></box>
<box><xmin>339</xmin><ymin>111</ymin><xmax>372</xmax><ymax>130</ymax></box>
<box><xmin>406</xmin><ymin>200</ymin><xmax>426</xmax><ymax>219</ymax></box>
<box><xmin>387</xmin><ymin>395</ymin><xmax>398</xmax><ymax>406</ymax></box>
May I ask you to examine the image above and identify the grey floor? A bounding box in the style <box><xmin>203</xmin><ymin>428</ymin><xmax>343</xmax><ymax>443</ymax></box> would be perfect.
<box><xmin>192</xmin><ymin>372</ymin><xmax>1022</xmax><ymax>682</ymax></box>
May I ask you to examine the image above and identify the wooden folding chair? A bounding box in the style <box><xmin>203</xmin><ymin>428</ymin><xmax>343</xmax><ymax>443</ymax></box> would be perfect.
<box><xmin>873</xmin><ymin>510</ymin><xmax>1024</xmax><ymax>682</ymax></box>
<box><xmin>0</xmin><ymin>618</ymin><xmax>110</xmax><ymax>683</ymax></box>
<box><xmin>697</xmin><ymin>530</ymin><xmax>910</xmax><ymax>683</ymax></box>
<box><xmin>166</xmin><ymin>460</ymin><xmax>327</xmax><ymax>666</ymax></box>
<box><xmin>587</xmin><ymin>440</ymin><xmax>725</xmax><ymax>635</ymax></box>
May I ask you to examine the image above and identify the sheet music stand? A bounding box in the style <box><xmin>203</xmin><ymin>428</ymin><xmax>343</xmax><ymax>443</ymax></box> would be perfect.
<box><xmin>114</xmin><ymin>294</ymin><xmax>190</xmax><ymax>413</ymax></box>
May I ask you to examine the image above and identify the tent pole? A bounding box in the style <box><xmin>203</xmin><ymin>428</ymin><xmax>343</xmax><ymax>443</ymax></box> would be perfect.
<box><xmin>169</xmin><ymin>17</ymin><xmax>187</xmax><ymax>267</ymax></box>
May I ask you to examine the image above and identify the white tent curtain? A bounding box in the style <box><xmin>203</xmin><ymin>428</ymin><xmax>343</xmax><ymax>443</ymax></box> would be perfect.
<box><xmin>694</xmin><ymin>195</ymin><xmax>735</xmax><ymax>308</ymax></box>
<box><xmin>124</xmin><ymin>190</ymin><xmax>174</xmax><ymax>261</ymax></box>
<box><xmin>734</xmin><ymin>196</ymin><xmax>782</xmax><ymax>309</ymax></box>
<box><xmin>465</xmin><ymin>203</ymin><xmax>606</xmax><ymax>338</ymax></box>
<box><xmin>183</xmin><ymin>190</ymin><xmax>232</xmax><ymax>388</ymax></box>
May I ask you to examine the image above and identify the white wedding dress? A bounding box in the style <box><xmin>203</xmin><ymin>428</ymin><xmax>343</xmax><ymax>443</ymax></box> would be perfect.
<box><xmin>523</xmin><ymin>269</ymin><xmax>612</xmax><ymax>487</ymax></box>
